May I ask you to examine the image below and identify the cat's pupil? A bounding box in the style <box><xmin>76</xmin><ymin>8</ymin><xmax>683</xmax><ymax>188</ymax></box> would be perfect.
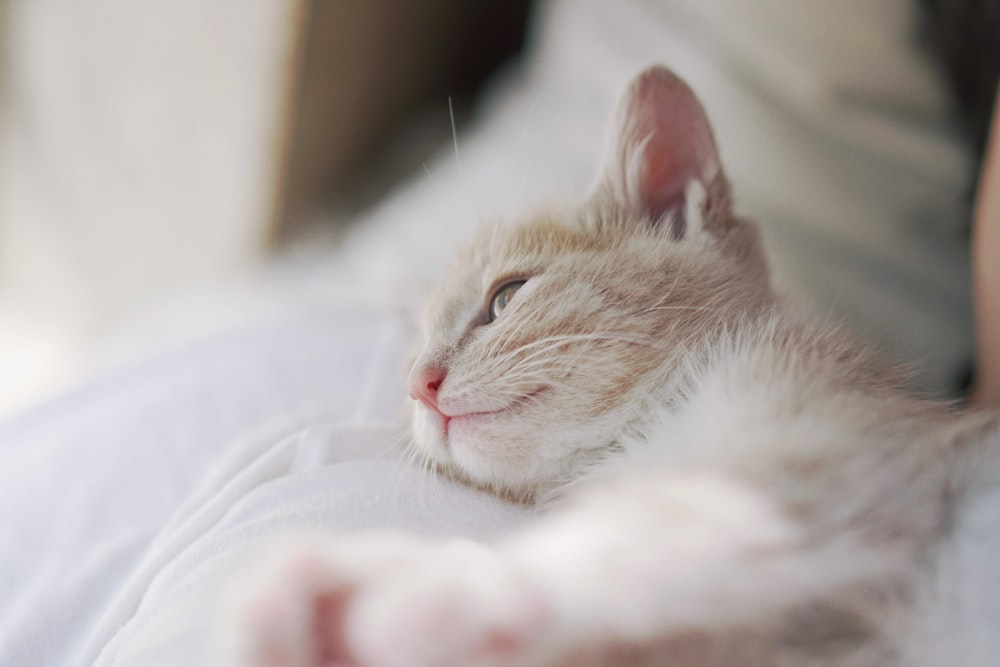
<box><xmin>488</xmin><ymin>281</ymin><xmax>526</xmax><ymax>322</ymax></box>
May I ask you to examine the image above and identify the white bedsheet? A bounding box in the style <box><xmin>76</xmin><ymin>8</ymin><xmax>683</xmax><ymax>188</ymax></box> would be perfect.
<box><xmin>0</xmin><ymin>307</ymin><xmax>397</xmax><ymax>664</ymax></box>
<box><xmin>0</xmin><ymin>1</ymin><xmax>975</xmax><ymax>664</ymax></box>
<box><xmin>87</xmin><ymin>424</ymin><xmax>531</xmax><ymax>667</ymax></box>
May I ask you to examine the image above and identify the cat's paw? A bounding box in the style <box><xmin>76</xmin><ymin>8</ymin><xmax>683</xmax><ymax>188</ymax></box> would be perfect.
<box><xmin>223</xmin><ymin>534</ymin><xmax>552</xmax><ymax>667</ymax></box>
<box><xmin>222</xmin><ymin>535</ymin><xmax>380</xmax><ymax>667</ymax></box>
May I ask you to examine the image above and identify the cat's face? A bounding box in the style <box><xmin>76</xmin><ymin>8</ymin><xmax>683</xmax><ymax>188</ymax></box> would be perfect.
<box><xmin>408</xmin><ymin>67</ymin><xmax>773</xmax><ymax>499</ymax></box>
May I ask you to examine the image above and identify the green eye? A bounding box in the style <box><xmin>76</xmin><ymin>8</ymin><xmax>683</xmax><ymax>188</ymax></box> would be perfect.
<box><xmin>488</xmin><ymin>280</ymin><xmax>526</xmax><ymax>322</ymax></box>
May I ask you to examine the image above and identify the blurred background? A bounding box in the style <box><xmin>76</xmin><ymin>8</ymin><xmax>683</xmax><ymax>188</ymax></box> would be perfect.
<box><xmin>0</xmin><ymin>0</ymin><xmax>995</xmax><ymax>418</ymax></box>
<box><xmin>0</xmin><ymin>0</ymin><xmax>532</xmax><ymax>415</ymax></box>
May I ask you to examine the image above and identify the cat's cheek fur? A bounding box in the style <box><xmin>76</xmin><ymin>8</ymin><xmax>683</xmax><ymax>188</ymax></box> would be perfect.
<box><xmin>427</xmin><ymin>404</ymin><xmax>628</xmax><ymax>499</ymax></box>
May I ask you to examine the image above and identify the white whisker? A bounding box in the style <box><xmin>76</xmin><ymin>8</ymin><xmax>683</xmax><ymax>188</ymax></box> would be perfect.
<box><xmin>449</xmin><ymin>96</ymin><xmax>463</xmax><ymax>174</ymax></box>
<box><xmin>514</xmin><ymin>91</ymin><xmax>544</xmax><ymax>203</ymax></box>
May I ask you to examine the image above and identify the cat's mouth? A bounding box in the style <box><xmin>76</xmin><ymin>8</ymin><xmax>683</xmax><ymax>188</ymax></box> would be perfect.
<box><xmin>434</xmin><ymin>386</ymin><xmax>550</xmax><ymax>437</ymax></box>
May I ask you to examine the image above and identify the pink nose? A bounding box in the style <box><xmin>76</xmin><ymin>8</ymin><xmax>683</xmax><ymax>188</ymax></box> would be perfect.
<box><xmin>408</xmin><ymin>364</ymin><xmax>446</xmax><ymax>411</ymax></box>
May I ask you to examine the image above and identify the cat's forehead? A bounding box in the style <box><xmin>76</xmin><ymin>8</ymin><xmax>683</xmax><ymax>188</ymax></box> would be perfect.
<box><xmin>423</xmin><ymin>216</ymin><xmax>598</xmax><ymax>328</ymax></box>
<box><xmin>469</xmin><ymin>215</ymin><xmax>608</xmax><ymax>268</ymax></box>
<box><xmin>425</xmin><ymin>213</ymin><xmax>677</xmax><ymax>326</ymax></box>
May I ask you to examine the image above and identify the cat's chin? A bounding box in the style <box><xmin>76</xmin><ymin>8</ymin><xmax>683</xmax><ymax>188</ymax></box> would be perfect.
<box><xmin>410</xmin><ymin>405</ymin><xmax>451</xmax><ymax>458</ymax></box>
<box><xmin>411</xmin><ymin>403</ymin><xmax>500</xmax><ymax>457</ymax></box>
<box><xmin>412</xmin><ymin>405</ymin><xmax>537</xmax><ymax>491</ymax></box>
<box><xmin>411</xmin><ymin>398</ymin><xmax>626</xmax><ymax>501</ymax></box>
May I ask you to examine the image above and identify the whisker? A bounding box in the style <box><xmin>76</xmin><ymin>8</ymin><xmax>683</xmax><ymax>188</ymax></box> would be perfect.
<box><xmin>390</xmin><ymin>432</ymin><xmax>422</xmax><ymax>509</ymax></box>
<box><xmin>420</xmin><ymin>162</ymin><xmax>446</xmax><ymax>194</ymax></box>
<box><xmin>449</xmin><ymin>96</ymin><xmax>463</xmax><ymax>173</ymax></box>
<box><xmin>485</xmin><ymin>331</ymin><xmax>673</xmax><ymax>376</ymax></box>
<box><xmin>375</xmin><ymin>429</ymin><xmax>411</xmax><ymax>462</ymax></box>
<box><xmin>482</xmin><ymin>303</ymin><xmax>538</xmax><ymax>363</ymax></box>
<box><xmin>637</xmin><ymin>304</ymin><xmax>714</xmax><ymax>314</ymax></box>
<box><xmin>514</xmin><ymin>91</ymin><xmax>544</xmax><ymax>203</ymax></box>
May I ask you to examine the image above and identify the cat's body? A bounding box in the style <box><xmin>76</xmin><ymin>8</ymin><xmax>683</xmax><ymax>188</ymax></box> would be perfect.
<box><xmin>226</xmin><ymin>67</ymin><xmax>1000</xmax><ymax>666</ymax></box>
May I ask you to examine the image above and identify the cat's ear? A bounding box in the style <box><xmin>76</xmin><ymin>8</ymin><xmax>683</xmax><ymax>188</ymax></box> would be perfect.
<box><xmin>597</xmin><ymin>66</ymin><xmax>727</xmax><ymax>238</ymax></box>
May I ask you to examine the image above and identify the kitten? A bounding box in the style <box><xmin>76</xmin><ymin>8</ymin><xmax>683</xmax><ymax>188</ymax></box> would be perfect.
<box><xmin>225</xmin><ymin>66</ymin><xmax>1000</xmax><ymax>666</ymax></box>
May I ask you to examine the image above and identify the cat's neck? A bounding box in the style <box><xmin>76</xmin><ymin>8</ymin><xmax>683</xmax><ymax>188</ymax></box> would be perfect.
<box><xmin>689</xmin><ymin>304</ymin><xmax>913</xmax><ymax>405</ymax></box>
<box><xmin>611</xmin><ymin>304</ymin><xmax>930</xmax><ymax>466</ymax></box>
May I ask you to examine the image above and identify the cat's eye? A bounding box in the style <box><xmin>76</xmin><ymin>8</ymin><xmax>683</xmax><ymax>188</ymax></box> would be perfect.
<box><xmin>488</xmin><ymin>280</ymin><xmax>526</xmax><ymax>322</ymax></box>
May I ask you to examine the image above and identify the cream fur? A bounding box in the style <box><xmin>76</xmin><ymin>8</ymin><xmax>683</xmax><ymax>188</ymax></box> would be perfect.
<box><xmin>227</xmin><ymin>66</ymin><xmax>1000</xmax><ymax>667</ymax></box>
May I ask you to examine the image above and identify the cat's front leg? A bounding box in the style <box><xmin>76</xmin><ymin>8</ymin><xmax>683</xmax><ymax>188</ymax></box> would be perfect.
<box><xmin>502</xmin><ymin>469</ymin><xmax>909</xmax><ymax>652</ymax></box>
<box><xmin>223</xmin><ymin>471</ymin><xmax>902</xmax><ymax>667</ymax></box>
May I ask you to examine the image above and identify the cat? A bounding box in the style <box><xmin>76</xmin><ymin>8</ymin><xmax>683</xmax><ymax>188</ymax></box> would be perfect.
<box><xmin>224</xmin><ymin>66</ymin><xmax>1000</xmax><ymax>666</ymax></box>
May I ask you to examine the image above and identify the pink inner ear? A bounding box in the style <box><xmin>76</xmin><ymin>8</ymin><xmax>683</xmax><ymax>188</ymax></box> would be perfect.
<box><xmin>624</xmin><ymin>67</ymin><xmax>719</xmax><ymax>227</ymax></box>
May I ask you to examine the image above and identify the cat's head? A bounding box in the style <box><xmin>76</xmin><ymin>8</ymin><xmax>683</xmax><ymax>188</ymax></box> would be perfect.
<box><xmin>409</xmin><ymin>66</ymin><xmax>774</xmax><ymax>500</ymax></box>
